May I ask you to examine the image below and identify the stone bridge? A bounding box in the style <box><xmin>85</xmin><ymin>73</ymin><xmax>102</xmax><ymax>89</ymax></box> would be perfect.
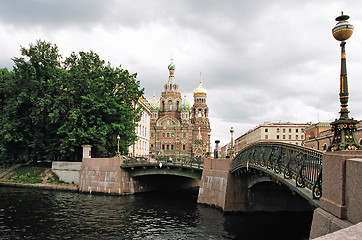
<box><xmin>198</xmin><ymin>142</ymin><xmax>322</xmax><ymax>212</ymax></box>
<box><xmin>197</xmin><ymin>142</ymin><xmax>362</xmax><ymax>238</ymax></box>
<box><xmin>230</xmin><ymin>142</ymin><xmax>323</xmax><ymax>207</ymax></box>
<box><xmin>78</xmin><ymin>156</ymin><xmax>203</xmax><ymax>195</ymax></box>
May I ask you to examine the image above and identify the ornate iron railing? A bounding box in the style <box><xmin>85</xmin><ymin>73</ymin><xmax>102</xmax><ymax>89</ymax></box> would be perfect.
<box><xmin>231</xmin><ymin>142</ymin><xmax>323</xmax><ymax>199</ymax></box>
<box><xmin>121</xmin><ymin>156</ymin><xmax>204</xmax><ymax>169</ymax></box>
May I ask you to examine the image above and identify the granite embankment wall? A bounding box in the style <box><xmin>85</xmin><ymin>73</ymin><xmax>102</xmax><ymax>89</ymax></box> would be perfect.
<box><xmin>52</xmin><ymin>161</ymin><xmax>82</xmax><ymax>184</ymax></box>
<box><xmin>309</xmin><ymin>151</ymin><xmax>362</xmax><ymax>239</ymax></box>
<box><xmin>78</xmin><ymin>157</ymin><xmax>142</xmax><ymax>195</ymax></box>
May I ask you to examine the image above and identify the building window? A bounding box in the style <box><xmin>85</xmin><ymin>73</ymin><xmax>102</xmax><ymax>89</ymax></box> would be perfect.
<box><xmin>183</xmin><ymin>145</ymin><xmax>186</xmax><ymax>150</ymax></box>
<box><xmin>198</xmin><ymin>109</ymin><xmax>202</xmax><ymax>117</ymax></box>
<box><xmin>183</xmin><ymin>133</ymin><xmax>186</xmax><ymax>138</ymax></box>
<box><xmin>289</xmin><ymin>128</ymin><xmax>292</xmax><ymax>133</ymax></box>
<box><xmin>163</xmin><ymin>133</ymin><xmax>165</xmax><ymax>138</ymax></box>
<box><xmin>283</xmin><ymin>129</ymin><xmax>286</xmax><ymax>133</ymax></box>
<box><xmin>277</xmin><ymin>128</ymin><xmax>280</xmax><ymax>133</ymax></box>
<box><xmin>265</xmin><ymin>129</ymin><xmax>268</xmax><ymax>133</ymax></box>
<box><xmin>167</xmin><ymin>145</ymin><xmax>169</xmax><ymax>150</ymax></box>
<box><xmin>167</xmin><ymin>133</ymin><xmax>170</xmax><ymax>138</ymax></box>
<box><xmin>283</xmin><ymin>135</ymin><xmax>286</xmax><ymax>139</ymax></box>
<box><xmin>151</xmin><ymin>133</ymin><xmax>154</xmax><ymax>138</ymax></box>
<box><xmin>296</xmin><ymin>129</ymin><xmax>299</xmax><ymax>133</ymax></box>
<box><xmin>176</xmin><ymin>101</ymin><xmax>180</xmax><ymax>110</ymax></box>
<box><xmin>265</xmin><ymin>135</ymin><xmax>268</xmax><ymax>139</ymax></box>
<box><xmin>171</xmin><ymin>145</ymin><xmax>174</xmax><ymax>150</ymax></box>
<box><xmin>289</xmin><ymin>135</ymin><xmax>291</xmax><ymax>140</ymax></box>
<box><xmin>296</xmin><ymin>135</ymin><xmax>299</xmax><ymax>140</ymax></box>
<box><xmin>151</xmin><ymin>144</ymin><xmax>153</xmax><ymax>148</ymax></box>
<box><xmin>301</xmin><ymin>135</ymin><xmax>304</xmax><ymax>140</ymax></box>
<box><xmin>162</xmin><ymin>144</ymin><xmax>165</xmax><ymax>150</ymax></box>
<box><xmin>277</xmin><ymin>135</ymin><xmax>280</xmax><ymax>139</ymax></box>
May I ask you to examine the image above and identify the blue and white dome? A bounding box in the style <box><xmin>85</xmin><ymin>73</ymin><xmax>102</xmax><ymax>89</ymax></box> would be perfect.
<box><xmin>180</xmin><ymin>95</ymin><xmax>191</xmax><ymax>111</ymax></box>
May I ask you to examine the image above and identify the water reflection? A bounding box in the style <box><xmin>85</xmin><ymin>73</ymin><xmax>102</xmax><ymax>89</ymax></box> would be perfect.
<box><xmin>0</xmin><ymin>187</ymin><xmax>312</xmax><ymax>239</ymax></box>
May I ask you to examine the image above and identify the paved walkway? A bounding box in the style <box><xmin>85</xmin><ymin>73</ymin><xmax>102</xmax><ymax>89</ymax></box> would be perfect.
<box><xmin>0</xmin><ymin>181</ymin><xmax>78</xmax><ymax>191</ymax></box>
<box><xmin>313</xmin><ymin>222</ymin><xmax>362</xmax><ymax>240</ymax></box>
<box><xmin>0</xmin><ymin>164</ymin><xmax>22</xmax><ymax>179</ymax></box>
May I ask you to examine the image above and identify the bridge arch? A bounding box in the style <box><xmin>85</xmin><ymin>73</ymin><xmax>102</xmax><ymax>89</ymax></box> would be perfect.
<box><xmin>230</xmin><ymin>141</ymin><xmax>323</xmax><ymax>207</ymax></box>
<box><xmin>121</xmin><ymin>157</ymin><xmax>203</xmax><ymax>180</ymax></box>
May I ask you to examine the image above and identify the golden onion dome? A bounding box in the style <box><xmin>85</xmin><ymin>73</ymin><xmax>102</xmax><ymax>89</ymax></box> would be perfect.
<box><xmin>193</xmin><ymin>79</ymin><xmax>207</xmax><ymax>96</ymax></box>
<box><xmin>149</xmin><ymin>93</ymin><xmax>160</xmax><ymax>111</ymax></box>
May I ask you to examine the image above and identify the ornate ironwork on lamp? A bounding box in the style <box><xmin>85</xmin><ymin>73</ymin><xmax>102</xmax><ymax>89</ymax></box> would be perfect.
<box><xmin>329</xmin><ymin>12</ymin><xmax>361</xmax><ymax>151</ymax></box>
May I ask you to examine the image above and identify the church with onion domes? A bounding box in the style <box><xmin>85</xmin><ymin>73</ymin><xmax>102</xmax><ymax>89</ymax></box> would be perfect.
<box><xmin>149</xmin><ymin>60</ymin><xmax>211</xmax><ymax>159</ymax></box>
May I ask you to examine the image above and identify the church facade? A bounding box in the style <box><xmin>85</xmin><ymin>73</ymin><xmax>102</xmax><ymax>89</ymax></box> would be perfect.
<box><xmin>149</xmin><ymin>60</ymin><xmax>211</xmax><ymax>159</ymax></box>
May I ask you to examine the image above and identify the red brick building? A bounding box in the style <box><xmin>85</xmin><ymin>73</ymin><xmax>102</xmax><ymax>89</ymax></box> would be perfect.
<box><xmin>303</xmin><ymin>122</ymin><xmax>362</xmax><ymax>151</ymax></box>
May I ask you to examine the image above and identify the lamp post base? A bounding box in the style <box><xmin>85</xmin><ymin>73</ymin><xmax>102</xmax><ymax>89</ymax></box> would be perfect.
<box><xmin>328</xmin><ymin>118</ymin><xmax>361</xmax><ymax>151</ymax></box>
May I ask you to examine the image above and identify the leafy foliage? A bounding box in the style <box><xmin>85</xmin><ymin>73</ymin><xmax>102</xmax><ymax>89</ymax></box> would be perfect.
<box><xmin>7</xmin><ymin>166</ymin><xmax>45</xmax><ymax>184</ymax></box>
<box><xmin>0</xmin><ymin>40</ymin><xmax>143</xmax><ymax>164</ymax></box>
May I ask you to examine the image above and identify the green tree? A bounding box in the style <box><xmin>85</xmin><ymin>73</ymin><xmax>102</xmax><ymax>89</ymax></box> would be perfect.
<box><xmin>0</xmin><ymin>40</ymin><xmax>63</xmax><ymax>163</ymax></box>
<box><xmin>57</xmin><ymin>51</ymin><xmax>143</xmax><ymax>158</ymax></box>
<box><xmin>0</xmin><ymin>40</ymin><xmax>143</xmax><ymax>164</ymax></box>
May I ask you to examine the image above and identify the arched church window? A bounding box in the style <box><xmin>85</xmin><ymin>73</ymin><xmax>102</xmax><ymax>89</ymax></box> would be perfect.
<box><xmin>168</xmin><ymin>100</ymin><xmax>172</xmax><ymax>111</ymax></box>
<box><xmin>161</xmin><ymin>101</ymin><xmax>165</xmax><ymax>111</ymax></box>
<box><xmin>204</xmin><ymin>109</ymin><xmax>207</xmax><ymax>117</ymax></box>
<box><xmin>176</xmin><ymin>101</ymin><xmax>179</xmax><ymax>111</ymax></box>
<box><xmin>323</xmin><ymin>143</ymin><xmax>328</xmax><ymax>151</ymax></box>
<box><xmin>198</xmin><ymin>109</ymin><xmax>202</xmax><ymax>117</ymax></box>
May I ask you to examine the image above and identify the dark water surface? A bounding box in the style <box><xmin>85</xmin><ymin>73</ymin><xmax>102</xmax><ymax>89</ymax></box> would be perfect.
<box><xmin>0</xmin><ymin>187</ymin><xmax>313</xmax><ymax>239</ymax></box>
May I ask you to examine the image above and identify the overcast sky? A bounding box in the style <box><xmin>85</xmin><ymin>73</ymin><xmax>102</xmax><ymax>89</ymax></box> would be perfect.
<box><xmin>1</xmin><ymin>0</ymin><xmax>362</xmax><ymax>147</ymax></box>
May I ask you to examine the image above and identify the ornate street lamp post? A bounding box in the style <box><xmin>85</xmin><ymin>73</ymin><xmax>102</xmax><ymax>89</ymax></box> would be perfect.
<box><xmin>230</xmin><ymin>127</ymin><xmax>234</xmax><ymax>158</ymax></box>
<box><xmin>329</xmin><ymin>12</ymin><xmax>361</xmax><ymax>151</ymax></box>
<box><xmin>116</xmin><ymin>135</ymin><xmax>121</xmax><ymax>157</ymax></box>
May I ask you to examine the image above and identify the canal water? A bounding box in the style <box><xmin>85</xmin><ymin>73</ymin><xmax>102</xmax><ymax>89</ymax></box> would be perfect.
<box><xmin>0</xmin><ymin>187</ymin><xmax>313</xmax><ymax>239</ymax></box>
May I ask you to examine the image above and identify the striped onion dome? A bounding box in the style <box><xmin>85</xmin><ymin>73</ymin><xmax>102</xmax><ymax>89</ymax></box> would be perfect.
<box><xmin>180</xmin><ymin>95</ymin><xmax>191</xmax><ymax>111</ymax></box>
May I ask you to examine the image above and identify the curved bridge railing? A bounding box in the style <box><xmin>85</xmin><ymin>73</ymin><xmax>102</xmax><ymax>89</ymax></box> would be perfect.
<box><xmin>230</xmin><ymin>142</ymin><xmax>323</xmax><ymax>201</ymax></box>
<box><xmin>121</xmin><ymin>156</ymin><xmax>204</xmax><ymax>170</ymax></box>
